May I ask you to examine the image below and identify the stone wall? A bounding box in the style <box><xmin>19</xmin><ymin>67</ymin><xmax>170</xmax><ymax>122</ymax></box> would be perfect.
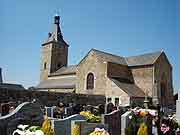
<box><xmin>154</xmin><ymin>52</ymin><xmax>174</xmax><ymax>106</ymax></box>
<box><xmin>76</xmin><ymin>50</ymin><xmax>107</xmax><ymax>95</ymax></box>
<box><xmin>107</xmin><ymin>62</ymin><xmax>134</xmax><ymax>83</ymax></box>
<box><xmin>0</xmin><ymin>89</ymin><xmax>106</xmax><ymax>106</ymax></box>
<box><xmin>130</xmin><ymin>65</ymin><xmax>153</xmax><ymax>96</ymax></box>
<box><xmin>40</xmin><ymin>43</ymin><xmax>52</xmax><ymax>81</ymax></box>
<box><xmin>105</xmin><ymin>78</ymin><xmax>130</xmax><ymax>106</ymax></box>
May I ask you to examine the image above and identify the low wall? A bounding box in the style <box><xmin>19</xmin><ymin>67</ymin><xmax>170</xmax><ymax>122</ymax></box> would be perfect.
<box><xmin>0</xmin><ymin>89</ymin><xmax>106</xmax><ymax>106</ymax></box>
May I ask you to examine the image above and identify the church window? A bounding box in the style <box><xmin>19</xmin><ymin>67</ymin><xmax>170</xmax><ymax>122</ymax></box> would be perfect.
<box><xmin>86</xmin><ymin>73</ymin><xmax>94</xmax><ymax>89</ymax></box>
<box><xmin>115</xmin><ymin>98</ymin><xmax>119</xmax><ymax>106</ymax></box>
<box><xmin>44</xmin><ymin>62</ymin><xmax>47</xmax><ymax>70</ymax></box>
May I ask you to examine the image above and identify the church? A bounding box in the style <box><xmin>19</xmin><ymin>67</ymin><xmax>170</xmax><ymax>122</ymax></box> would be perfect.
<box><xmin>36</xmin><ymin>15</ymin><xmax>174</xmax><ymax>107</ymax></box>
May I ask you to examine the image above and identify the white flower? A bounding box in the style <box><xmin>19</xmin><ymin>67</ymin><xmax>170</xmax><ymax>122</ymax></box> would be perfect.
<box><xmin>129</xmin><ymin>115</ymin><xmax>132</xmax><ymax>119</ymax></box>
<box><xmin>25</xmin><ymin>129</ymin><xmax>35</xmax><ymax>135</ymax></box>
<box><xmin>12</xmin><ymin>129</ymin><xmax>25</xmax><ymax>135</ymax></box>
<box><xmin>18</xmin><ymin>124</ymin><xmax>29</xmax><ymax>131</ymax></box>
<box><xmin>35</xmin><ymin>130</ymin><xmax>44</xmax><ymax>135</ymax></box>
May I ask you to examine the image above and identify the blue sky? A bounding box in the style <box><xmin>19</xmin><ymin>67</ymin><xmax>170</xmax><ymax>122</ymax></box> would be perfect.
<box><xmin>0</xmin><ymin>0</ymin><xmax>180</xmax><ymax>92</ymax></box>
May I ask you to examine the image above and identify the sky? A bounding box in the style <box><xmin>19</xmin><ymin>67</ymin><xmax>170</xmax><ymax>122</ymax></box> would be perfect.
<box><xmin>0</xmin><ymin>0</ymin><xmax>180</xmax><ymax>92</ymax></box>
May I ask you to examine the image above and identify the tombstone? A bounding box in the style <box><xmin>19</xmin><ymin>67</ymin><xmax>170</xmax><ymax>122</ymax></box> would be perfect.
<box><xmin>102</xmin><ymin>110</ymin><xmax>124</xmax><ymax>135</ymax></box>
<box><xmin>0</xmin><ymin>102</ymin><xmax>43</xmax><ymax>135</ymax></box>
<box><xmin>121</xmin><ymin>111</ymin><xmax>132</xmax><ymax>135</ymax></box>
<box><xmin>45</xmin><ymin>106</ymin><xmax>56</xmax><ymax>117</ymax></box>
<box><xmin>51</xmin><ymin>114</ymin><xmax>85</xmax><ymax>135</ymax></box>
<box><xmin>176</xmin><ymin>91</ymin><xmax>180</xmax><ymax>122</ymax></box>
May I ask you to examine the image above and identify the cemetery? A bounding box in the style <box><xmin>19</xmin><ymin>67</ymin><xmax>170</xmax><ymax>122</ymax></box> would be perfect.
<box><xmin>0</xmin><ymin>90</ymin><xmax>180</xmax><ymax>135</ymax></box>
<box><xmin>0</xmin><ymin>2</ymin><xmax>178</xmax><ymax>135</ymax></box>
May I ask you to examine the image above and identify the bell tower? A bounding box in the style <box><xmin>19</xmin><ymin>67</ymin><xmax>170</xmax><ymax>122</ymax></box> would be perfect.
<box><xmin>40</xmin><ymin>14</ymin><xmax>69</xmax><ymax>81</ymax></box>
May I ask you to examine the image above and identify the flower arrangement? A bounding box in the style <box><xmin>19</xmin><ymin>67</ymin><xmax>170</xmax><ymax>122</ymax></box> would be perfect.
<box><xmin>71</xmin><ymin>124</ymin><xmax>80</xmax><ymax>135</ymax></box>
<box><xmin>137</xmin><ymin>122</ymin><xmax>148</xmax><ymax>135</ymax></box>
<box><xmin>80</xmin><ymin>111</ymin><xmax>101</xmax><ymax>123</ymax></box>
<box><xmin>12</xmin><ymin>125</ymin><xmax>44</xmax><ymax>135</ymax></box>
<box><xmin>12</xmin><ymin>116</ymin><xmax>54</xmax><ymax>135</ymax></box>
<box><xmin>89</xmin><ymin>128</ymin><xmax>109</xmax><ymax>135</ymax></box>
<box><xmin>126</xmin><ymin>108</ymin><xmax>156</xmax><ymax>135</ymax></box>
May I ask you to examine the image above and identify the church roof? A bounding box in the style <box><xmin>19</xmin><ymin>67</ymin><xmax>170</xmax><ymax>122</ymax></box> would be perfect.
<box><xmin>36</xmin><ymin>76</ymin><xmax>76</xmax><ymax>89</ymax></box>
<box><xmin>111</xmin><ymin>79</ymin><xmax>145</xmax><ymax>97</ymax></box>
<box><xmin>93</xmin><ymin>49</ymin><xmax>127</xmax><ymax>65</ymax></box>
<box><xmin>125</xmin><ymin>51</ymin><xmax>162</xmax><ymax>67</ymax></box>
<box><xmin>49</xmin><ymin>65</ymin><xmax>76</xmax><ymax>77</ymax></box>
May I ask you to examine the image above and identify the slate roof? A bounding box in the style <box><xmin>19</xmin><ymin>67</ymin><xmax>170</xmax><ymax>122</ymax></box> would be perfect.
<box><xmin>49</xmin><ymin>65</ymin><xmax>76</xmax><ymax>77</ymax></box>
<box><xmin>90</xmin><ymin>49</ymin><xmax>162</xmax><ymax>67</ymax></box>
<box><xmin>125</xmin><ymin>51</ymin><xmax>162</xmax><ymax>67</ymax></box>
<box><xmin>0</xmin><ymin>83</ymin><xmax>25</xmax><ymax>90</ymax></box>
<box><xmin>111</xmin><ymin>79</ymin><xmax>145</xmax><ymax>97</ymax></box>
<box><xmin>92</xmin><ymin>49</ymin><xmax>127</xmax><ymax>65</ymax></box>
<box><xmin>36</xmin><ymin>76</ymin><xmax>76</xmax><ymax>89</ymax></box>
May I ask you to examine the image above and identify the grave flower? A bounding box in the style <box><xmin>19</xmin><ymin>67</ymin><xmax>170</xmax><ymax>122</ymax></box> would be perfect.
<box><xmin>89</xmin><ymin>128</ymin><xmax>109</xmax><ymax>135</ymax></box>
<box><xmin>137</xmin><ymin>122</ymin><xmax>148</xmax><ymax>135</ymax></box>
<box><xmin>12</xmin><ymin>125</ymin><xmax>44</xmax><ymax>135</ymax></box>
<box><xmin>80</xmin><ymin>111</ymin><xmax>101</xmax><ymax>123</ymax></box>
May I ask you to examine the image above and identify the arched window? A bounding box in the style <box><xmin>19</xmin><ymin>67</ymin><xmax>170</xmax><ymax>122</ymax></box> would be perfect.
<box><xmin>44</xmin><ymin>62</ymin><xmax>47</xmax><ymax>70</ymax></box>
<box><xmin>86</xmin><ymin>73</ymin><xmax>94</xmax><ymax>89</ymax></box>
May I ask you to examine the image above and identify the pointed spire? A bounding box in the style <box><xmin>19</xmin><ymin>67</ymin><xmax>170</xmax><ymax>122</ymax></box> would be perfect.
<box><xmin>42</xmin><ymin>13</ymin><xmax>69</xmax><ymax>47</ymax></box>
<box><xmin>52</xmin><ymin>13</ymin><xmax>63</xmax><ymax>41</ymax></box>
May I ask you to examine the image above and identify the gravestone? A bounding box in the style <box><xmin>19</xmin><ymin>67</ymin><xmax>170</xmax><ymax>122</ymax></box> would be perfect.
<box><xmin>0</xmin><ymin>102</ymin><xmax>43</xmax><ymax>135</ymax></box>
<box><xmin>121</xmin><ymin>111</ymin><xmax>132</xmax><ymax>135</ymax></box>
<box><xmin>72</xmin><ymin>120</ymin><xmax>108</xmax><ymax>135</ymax></box>
<box><xmin>45</xmin><ymin>106</ymin><xmax>56</xmax><ymax>117</ymax></box>
<box><xmin>102</xmin><ymin>110</ymin><xmax>124</xmax><ymax>135</ymax></box>
<box><xmin>65</xmin><ymin>106</ymin><xmax>74</xmax><ymax>117</ymax></box>
<box><xmin>51</xmin><ymin>114</ymin><xmax>85</xmax><ymax>135</ymax></box>
<box><xmin>176</xmin><ymin>91</ymin><xmax>180</xmax><ymax>122</ymax></box>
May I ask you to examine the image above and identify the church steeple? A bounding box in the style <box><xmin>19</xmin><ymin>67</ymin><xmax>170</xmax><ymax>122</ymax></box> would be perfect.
<box><xmin>43</xmin><ymin>14</ymin><xmax>68</xmax><ymax>45</ymax></box>
<box><xmin>40</xmin><ymin>14</ymin><xmax>69</xmax><ymax>81</ymax></box>
<box><xmin>52</xmin><ymin>14</ymin><xmax>63</xmax><ymax>41</ymax></box>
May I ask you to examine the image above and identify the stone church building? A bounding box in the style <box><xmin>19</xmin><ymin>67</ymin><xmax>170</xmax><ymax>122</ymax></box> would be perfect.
<box><xmin>36</xmin><ymin>15</ymin><xmax>174</xmax><ymax>107</ymax></box>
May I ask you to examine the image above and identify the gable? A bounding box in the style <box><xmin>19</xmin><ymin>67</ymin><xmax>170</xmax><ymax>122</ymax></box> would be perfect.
<box><xmin>154</xmin><ymin>52</ymin><xmax>172</xmax><ymax>69</ymax></box>
<box><xmin>78</xmin><ymin>48</ymin><xmax>127</xmax><ymax>67</ymax></box>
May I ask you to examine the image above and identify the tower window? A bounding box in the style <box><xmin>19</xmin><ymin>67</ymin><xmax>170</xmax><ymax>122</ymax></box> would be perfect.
<box><xmin>86</xmin><ymin>73</ymin><xmax>94</xmax><ymax>89</ymax></box>
<box><xmin>44</xmin><ymin>62</ymin><xmax>47</xmax><ymax>70</ymax></box>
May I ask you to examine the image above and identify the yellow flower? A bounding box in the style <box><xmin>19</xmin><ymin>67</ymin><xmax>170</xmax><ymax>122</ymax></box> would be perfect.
<box><xmin>72</xmin><ymin>124</ymin><xmax>80</xmax><ymax>135</ymax></box>
<box><xmin>137</xmin><ymin>122</ymin><xmax>148</xmax><ymax>135</ymax></box>
<box><xmin>41</xmin><ymin>116</ymin><xmax>54</xmax><ymax>135</ymax></box>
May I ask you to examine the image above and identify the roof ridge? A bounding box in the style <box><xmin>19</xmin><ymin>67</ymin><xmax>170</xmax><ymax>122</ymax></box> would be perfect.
<box><xmin>125</xmin><ymin>51</ymin><xmax>162</xmax><ymax>58</ymax></box>
<box><xmin>92</xmin><ymin>48</ymin><xmax>124</xmax><ymax>58</ymax></box>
